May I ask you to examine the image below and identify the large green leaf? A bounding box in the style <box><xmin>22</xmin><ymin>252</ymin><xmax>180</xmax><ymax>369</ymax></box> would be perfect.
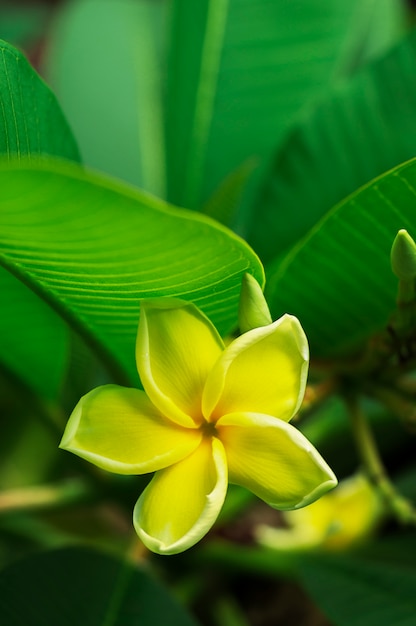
<box><xmin>266</xmin><ymin>159</ymin><xmax>416</xmax><ymax>357</ymax></box>
<box><xmin>0</xmin><ymin>546</ymin><xmax>199</xmax><ymax>626</ymax></box>
<box><xmin>301</xmin><ymin>538</ymin><xmax>416</xmax><ymax>626</ymax></box>
<box><xmin>165</xmin><ymin>0</ymin><xmax>405</xmax><ymax>210</ymax></box>
<box><xmin>0</xmin><ymin>159</ymin><xmax>263</xmax><ymax>385</ymax></box>
<box><xmin>44</xmin><ymin>0</ymin><xmax>166</xmax><ymax>196</ymax></box>
<box><xmin>0</xmin><ymin>40</ymin><xmax>80</xmax><ymax>398</ymax></box>
<box><xmin>249</xmin><ymin>27</ymin><xmax>416</xmax><ymax>263</ymax></box>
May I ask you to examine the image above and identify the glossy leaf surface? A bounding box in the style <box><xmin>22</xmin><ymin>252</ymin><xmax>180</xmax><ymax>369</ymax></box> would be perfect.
<box><xmin>0</xmin><ymin>40</ymin><xmax>79</xmax><ymax>397</ymax></box>
<box><xmin>266</xmin><ymin>159</ymin><xmax>416</xmax><ymax>356</ymax></box>
<box><xmin>0</xmin><ymin>159</ymin><xmax>263</xmax><ymax>384</ymax></box>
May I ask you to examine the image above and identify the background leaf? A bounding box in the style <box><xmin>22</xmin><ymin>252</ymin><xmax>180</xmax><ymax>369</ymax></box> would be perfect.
<box><xmin>0</xmin><ymin>39</ymin><xmax>79</xmax><ymax>161</ymax></box>
<box><xmin>202</xmin><ymin>158</ymin><xmax>257</xmax><ymax>226</ymax></box>
<box><xmin>301</xmin><ymin>537</ymin><xmax>416</xmax><ymax>626</ymax></box>
<box><xmin>248</xmin><ymin>27</ymin><xmax>416</xmax><ymax>263</ymax></box>
<box><xmin>0</xmin><ymin>269</ymin><xmax>68</xmax><ymax>400</ymax></box>
<box><xmin>164</xmin><ymin>0</ymin><xmax>405</xmax><ymax>211</ymax></box>
<box><xmin>0</xmin><ymin>546</ymin><xmax>199</xmax><ymax>626</ymax></box>
<box><xmin>44</xmin><ymin>0</ymin><xmax>166</xmax><ymax>196</ymax></box>
<box><xmin>0</xmin><ymin>39</ymin><xmax>80</xmax><ymax>398</ymax></box>
<box><xmin>266</xmin><ymin>158</ymin><xmax>416</xmax><ymax>356</ymax></box>
<box><xmin>0</xmin><ymin>159</ymin><xmax>263</xmax><ymax>385</ymax></box>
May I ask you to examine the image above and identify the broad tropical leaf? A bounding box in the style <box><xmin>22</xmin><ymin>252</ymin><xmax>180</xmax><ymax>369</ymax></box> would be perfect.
<box><xmin>0</xmin><ymin>159</ymin><xmax>263</xmax><ymax>385</ymax></box>
<box><xmin>165</xmin><ymin>0</ymin><xmax>405</xmax><ymax>210</ymax></box>
<box><xmin>249</xmin><ymin>27</ymin><xmax>416</xmax><ymax>263</ymax></box>
<box><xmin>266</xmin><ymin>159</ymin><xmax>416</xmax><ymax>356</ymax></box>
<box><xmin>0</xmin><ymin>39</ymin><xmax>80</xmax><ymax>397</ymax></box>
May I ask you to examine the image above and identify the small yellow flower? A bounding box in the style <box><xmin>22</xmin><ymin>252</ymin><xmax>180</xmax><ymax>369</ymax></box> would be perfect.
<box><xmin>60</xmin><ymin>299</ymin><xmax>337</xmax><ymax>554</ymax></box>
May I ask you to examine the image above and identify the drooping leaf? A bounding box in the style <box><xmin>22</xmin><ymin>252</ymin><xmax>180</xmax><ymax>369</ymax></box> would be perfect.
<box><xmin>249</xmin><ymin>27</ymin><xmax>416</xmax><ymax>263</ymax></box>
<box><xmin>301</xmin><ymin>539</ymin><xmax>416</xmax><ymax>626</ymax></box>
<box><xmin>0</xmin><ymin>158</ymin><xmax>264</xmax><ymax>385</ymax></box>
<box><xmin>0</xmin><ymin>39</ymin><xmax>80</xmax><ymax>398</ymax></box>
<box><xmin>165</xmin><ymin>0</ymin><xmax>405</xmax><ymax>211</ymax></box>
<box><xmin>0</xmin><ymin>546</ymin><xmax>199</xmax><ymax>626</ymax></box>
<box><xmin>44</xmin><ymin>0</ymin><xmax>166</xmax><ymax>196</ymax></box>
<box><xmin>266</xmin><ymin>158</ymin><xmax>416</xmax><ymax>356</ymax></box>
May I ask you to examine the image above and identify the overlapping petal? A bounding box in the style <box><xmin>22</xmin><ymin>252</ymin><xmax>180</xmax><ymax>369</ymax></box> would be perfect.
<box><xmin>60</xmin><ymin>385</ymin><xmax>202</xmax><ymax>474</ymax></box>
<box><xmin>202</xmin><ymin>315</ymin><xmax>309</xmax><ymax>422</ymax></box>
<box><xmin>217</xmin><ymin>412</ymin><xmax>337</xmax><ymax>510</ymax></box>
<box><xmin>137</xmin><ymin>300</ymin><xmax>224</xmax><ymax>427</ymax></box>
<box><xmin>133</xmin><ymin>437</ymin><xmax>228</xmax><ymax>554</ymax></box>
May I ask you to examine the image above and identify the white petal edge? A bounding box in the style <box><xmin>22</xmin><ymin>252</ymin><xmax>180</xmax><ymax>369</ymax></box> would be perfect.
<box><xmin>60</xmin><ymin>385</ymin><xmax>202</xmax><ymax>475</ymax></box>
<box><xmin>217</xmin><ymin>411</ymin><xmax>337</xmax><ymax>510</ymax></box>
<box><xmin>202</xmin><ymin>314</ymin><xmax>309</xmax><ymax>421</ymax></box>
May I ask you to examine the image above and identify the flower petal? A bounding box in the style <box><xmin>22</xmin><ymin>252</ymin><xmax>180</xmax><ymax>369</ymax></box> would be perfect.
<box><xmin>217</xmin><ymin>412</ymin><xmax>337</xmax><ymax>510</ymax></box>
<box><xmin>203</xmin><ymin>314</ymin><xmax>308</xmax><ymax>422</ymax></box>
<box><xmin>137</xmin><ymin>299</ymin><xmax>224</xmax><ymax>428</ymax></box>
<box><xmin>60</xmin><ymin>385</ymin><xmax>202</xmax><ymax>475</ymax></box>
<box><xmin>133</xmin><ymin>437</ymin><xmax>228</xmax><ymax>554</ymax></box>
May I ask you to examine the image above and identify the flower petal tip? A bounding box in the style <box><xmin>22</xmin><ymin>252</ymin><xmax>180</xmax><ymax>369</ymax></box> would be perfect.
<box><xmin>59</xmin><ymin>400</ymin><xmax>82</xmax><ymax>452</ymax></box>
<box><xmin>134</xmin><ymin>526</ymin><xmax>181</xmax><ymax>556</ymax></box>
<box><xmin>294</xmin><ymin>473</ymin><xmax>338</xmax><ymax>510</ymax></box>
<box><xmin>132</xmin><ymin>438</ymin><xmax>228</xmax><ymax>555</ymax></box>
<box><xmin>133</xmin><ymin>481</ymin><xmax>227</xmax><ymax>556</ymax></box>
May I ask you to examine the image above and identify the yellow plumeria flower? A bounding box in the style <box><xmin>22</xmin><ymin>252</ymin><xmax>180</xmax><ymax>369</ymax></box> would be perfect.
<box><xmin>256</xmin><ymin>474</ymin><xmax>383</xmax><ymax>552</ymax></box>
<box><xmin>60</xmin><ymin>299</ymin><xmax>337</xmax><ymax>555</ymax></box>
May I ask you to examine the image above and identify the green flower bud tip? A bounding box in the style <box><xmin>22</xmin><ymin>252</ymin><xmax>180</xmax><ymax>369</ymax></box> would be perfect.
<box><xmin>391</xmin><ymin>229</ymin><xmax>416</xmax><ymax>281</ymax></box>
<box><xmin>239</xmin><ymin>273</ymin><xmax>272</xmax><ymax>333</ymax></box>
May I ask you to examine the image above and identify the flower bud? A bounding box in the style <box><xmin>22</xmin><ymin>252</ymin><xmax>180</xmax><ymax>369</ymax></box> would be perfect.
<box><xmin>238</xmin><ymin>273</ymin><xmax>272</xmax><ymax>333</ymax></box>
<box><xmin>391</xmin><ymin>229</ymin><xmax>416</xmax><ymax>280</ymax></box>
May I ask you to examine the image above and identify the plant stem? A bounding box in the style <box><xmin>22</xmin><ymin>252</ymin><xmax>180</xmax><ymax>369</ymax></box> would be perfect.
<box><xmin>389</xmin><ymin>278</ymin><xmax>416</xmax><ymax>341</ymax></box>
<box><xmin>397</xmin><ymin>278</ymin><xmax>415</xmax><ymax>308</ymax></box>
<box><xmin>347</xmin><ymin>396</ymin><xmax>416</xmax><ymax>524</ymax></box>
